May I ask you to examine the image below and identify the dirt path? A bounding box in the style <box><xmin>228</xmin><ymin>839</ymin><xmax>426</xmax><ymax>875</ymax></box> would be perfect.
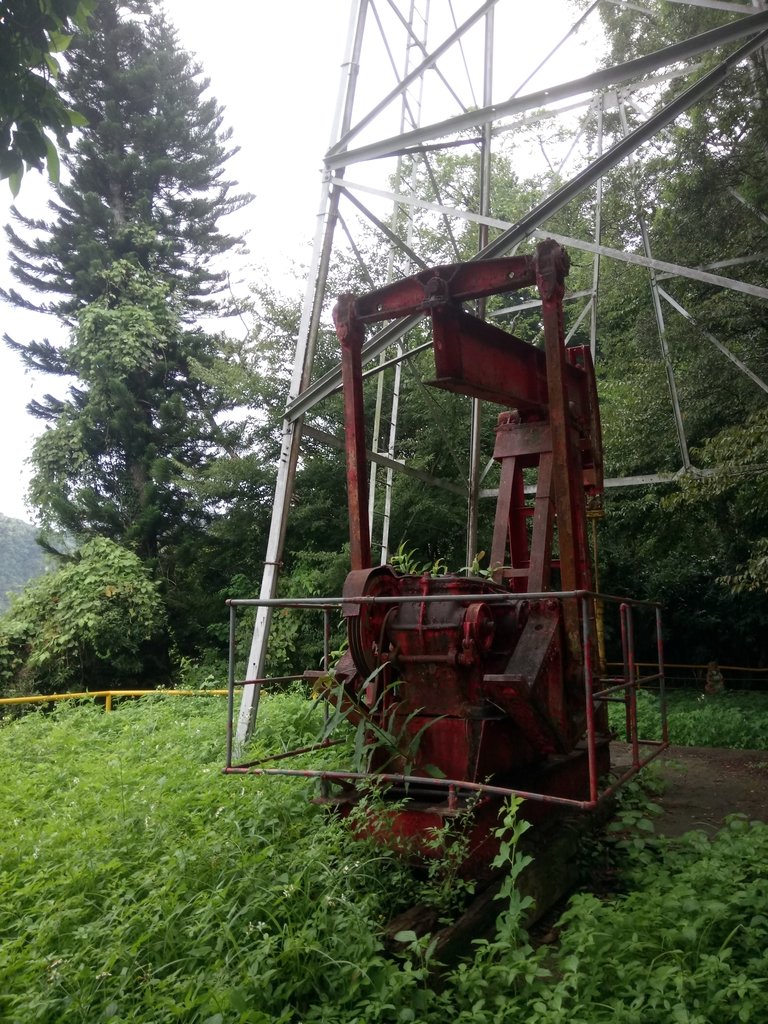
<box><xmin>614</xmin><ymin>743</ymin><xmax>768</xmax><ymax>837</ymax></box>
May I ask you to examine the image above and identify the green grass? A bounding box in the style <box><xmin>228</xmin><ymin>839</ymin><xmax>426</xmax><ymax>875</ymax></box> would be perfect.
<box><xmin>609</xmin><ymin>689</ymin><xmax>768</xmax><ymax>749</ymax></box>
<box><xmin>1</xmin><ymin>694</ymin><xmax>767</xmax><ymax>1023</ymax></box>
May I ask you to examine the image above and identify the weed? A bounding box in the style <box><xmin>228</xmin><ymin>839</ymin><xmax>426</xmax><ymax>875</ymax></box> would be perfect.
<box><xmin>1</xmin><ymin>696</ymin><xmax>767</xmax><ymax>1023</ymax></box>
<box><xmin>609</xmin><ymin>689</ymin><xmax>768</xmax><ymax>750</ymax></box>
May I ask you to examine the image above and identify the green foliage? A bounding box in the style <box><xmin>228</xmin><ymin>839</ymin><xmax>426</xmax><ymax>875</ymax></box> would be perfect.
<box><xmin>669</xmin><ymin>408</ymin><xmax>768</xmax><ymax>595</ymax></box>
<box><xmin>0</xmin><ymin>0</ymin><xmax>93</xmax><ymax>192</ymax></box>
<box><xmin>2</xmin><ymin>0</ymin><xmax>263</xmax><ymax>664</ymax></box>
<box><xmin>0</xmin><ymin>537</ymin><xmax>165</xmax><ymax>694</ymax></box>
<box><xmin>4</xmin><ymin>0</ymin><xmax>250</xmax><ymax>316</ymax></box>
<box><xmin>610</xmin><ymin>689</ymin><xmax>768</xmax><ymax>750</ymax></box>
<box><xmin>2</xmin><ymin>695</ymin><xmax>767</xmax><ymax>1023</ymax></box>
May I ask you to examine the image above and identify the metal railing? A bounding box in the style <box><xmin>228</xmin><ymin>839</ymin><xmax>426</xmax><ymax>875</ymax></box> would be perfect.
<box><xmin>0</xmin><ymin>688</ymin><xmax>228</xmax><ymax>713</ymax></box>
<box><xmin>223</xmin><ymin>588</ymin><xmax>668</xmax><ymax>812</ymax></box>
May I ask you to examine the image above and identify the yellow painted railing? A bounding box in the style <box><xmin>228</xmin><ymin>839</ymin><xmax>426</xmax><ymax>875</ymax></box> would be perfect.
<box><xmin>0</xmin><ymin>689</ymin><xmax>228</xmax><ymax>712</ymax></box>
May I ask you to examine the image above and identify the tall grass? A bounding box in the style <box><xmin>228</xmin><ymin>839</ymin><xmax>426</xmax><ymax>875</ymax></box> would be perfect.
<box><xmin>609</xmin><ymin>689</ymin><xmax>768</xmax><ymax>749</ymax></box>
<box><xmin>0</xmin><ymin>695</ymin><xmax>420</xmax><ymax>1023</ymax></box>
<box><xmin>2</xmin><ymin>692</ymin><xmax>767</xmax><ymax>1023</ymax></box>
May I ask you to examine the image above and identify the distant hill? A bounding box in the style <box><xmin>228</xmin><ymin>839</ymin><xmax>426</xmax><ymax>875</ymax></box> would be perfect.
<box><xmin>0</xmin><ymin>513</ymin><xmax>49</xmax><ymax>611</ymax></box>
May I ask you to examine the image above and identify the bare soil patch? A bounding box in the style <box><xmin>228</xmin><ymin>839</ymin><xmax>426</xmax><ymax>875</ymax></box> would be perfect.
<box><xmin>615</xmin><ymin>743</ymin><xmax>768</xmax><ymax>837</ymax></box>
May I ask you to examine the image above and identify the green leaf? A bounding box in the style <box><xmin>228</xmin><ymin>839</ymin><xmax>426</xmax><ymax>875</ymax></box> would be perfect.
<box><xmin>45</xmin><ymin>138</ymin><xmax>60</xmax><ymax>183</ymax></box>
<box><xmin>49</xmin><ymin>32</ymin><xmax>74</xmax><ymax>53</ymax></box>
<box><xmin>393</xmin><ymin>930</ymin><xmax>418</xmax><ymax>944</ymax></box>
<box><xmin>8</xmin><ymin>167</ymin><xmax>23</xmax><ymax>198</ymax></box>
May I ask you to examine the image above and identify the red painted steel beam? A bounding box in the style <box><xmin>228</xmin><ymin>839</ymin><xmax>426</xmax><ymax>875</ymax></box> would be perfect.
<box><xmin>430</xmin><ymin>305</ymin><xmax>548</xmax><ymax>411</ymax></box>
<box><xmin>352</xmin><ymin>255</ymin><xmax>537</xmax><ymax>322</ymax></box>
<box><xmin>334</xmin><ymin>293</ymin><xmax>371</xmax><ymax>570</ymax></box>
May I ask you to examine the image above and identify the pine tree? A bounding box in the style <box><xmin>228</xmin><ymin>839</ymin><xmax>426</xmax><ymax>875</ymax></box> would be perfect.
<box><xmin>4</xmin><ymin>0</ymin><xmax>249</xmax><ymax>317</ymax></box>
<box><xmin>2</xmin><ymin>0</ymin><xmax>257</xmax><ymax>659</ymax></box>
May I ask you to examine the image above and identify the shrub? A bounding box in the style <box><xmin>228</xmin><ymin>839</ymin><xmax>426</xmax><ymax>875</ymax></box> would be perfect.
<box><xmin>0</xmin><ymin>537</ymin><xmax>166</xmax><ymax>695</ymax></box>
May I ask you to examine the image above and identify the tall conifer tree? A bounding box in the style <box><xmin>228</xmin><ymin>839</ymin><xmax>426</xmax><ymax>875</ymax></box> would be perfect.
<box><xmin>2</xmin><ymin>0</ymin><xmax>256</xmax><ymax>655</ymax></box>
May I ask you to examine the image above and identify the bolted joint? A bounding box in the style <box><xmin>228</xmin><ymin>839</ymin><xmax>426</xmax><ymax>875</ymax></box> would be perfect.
<box><xmin>535</xmin><ymin>238</ymin><xmax>570</xmax><ymax>300</ymax></box>
<box><xmin>332</xmin><ymin>293</ymin><xmax>362</xmax><ymax>347</ymax></box>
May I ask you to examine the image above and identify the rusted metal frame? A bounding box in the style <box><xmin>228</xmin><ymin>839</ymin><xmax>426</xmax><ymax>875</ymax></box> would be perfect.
<box><xmin>593</xmin><ymin>741</ymin><xmax>670</xmax><ymax>801</ymax></box>
<box><xmin>619</xmin><ymin>602</ymin><xmax>632</xmax><ymax>746</ymax></box>
<box><xmin>321</xmin><ymin>606</ymin><xmax>332</xmax><ymax>795</ymax></box>
<box><xmin>223</xmin><ymin>759</ymin><xmax>674</xmax><ymax>810</ymax></box>
<box><xmin>490</xmin><ymin>454</ymin><xmax>530</xmax><ymax>590</ymax></box>
<box><xmin>581</xmin><ymin>594</ymin><xmax>599</xmax><ymax>803</ymax></box>
<box><xmin>225</xmin><ymin>589</ymin><xmax>662</xmax><ymax>610</ymax></box>
<box><xmin>430</xmin><ymin>305</ymin><xmax>549</xmax><ymax>409</ymax></box>
<box><xmin>351</xmin><ymin>255</ymin><xmax>536</xmax><ymax>322</ymax></box>
<box><xmin>592</xmin><ymin>680</ymin><xmax>639</xmax><ymax>700</ymax></box>
<box><xmin>236</xmin><ymin>739</ymin><xmax>347</xmax><ymax>772</ymax></box>
<box><xmin>528</xmin><ymin>452</ymin><xmax>555</xmax><ymax>593</ymax></box>
<box><xmin>537</xmin><ymin>243</ymin><xmax>590</xmax><ymax>664</ymax></box>
<box><xmin>621</xmin><ymin>602</ymin><xmax>642</xmax><ymax>769</ymax></box>
<box><xmin>222</xmin><ymin>765</ymin><xmax>596</xmax><ymax>808</ymax></box>
<box><xmin>488</xmin><ymin>420</ymin><xmax>553</xmax><ymax>591</ymax></box>
<box><xmin>326</xmin><ymin>11</ymin><xmax>768</xmax><ymax>170</ymax></box>
<box><xmin>226</xmin><ymin>591</ymin><xmax>668</xmax><ymax>804</ymax></box>
<box><xmin>335</xmin><ymin>295</ymin><xmax>372</xmax><ymax>570</ymax></box>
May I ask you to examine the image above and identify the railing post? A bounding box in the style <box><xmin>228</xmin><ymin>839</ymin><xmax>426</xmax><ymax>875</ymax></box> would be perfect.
<box><xmin>624</xmin><ymin>604</ymin><xmax>640</xmax><ymax>769</ymax></box>
<box><xmin>656</xmin><ymin>605</ymin><xmax>669</xmax><ymax>745</ymax></box>
<box><xmin>226</xmin><ymin>603</ymin><xmax>237</xmax><ymax>770</ymax></box>
<box><xmin>581</xmin><ymin>593</ymin><xmax>598</xmax><ymax>805</ymax></box>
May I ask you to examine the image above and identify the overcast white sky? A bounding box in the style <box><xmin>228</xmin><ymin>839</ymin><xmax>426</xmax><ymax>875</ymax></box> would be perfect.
<box><xmin>0</xmin><ymin>0</ymin><xmax>601</xmax><ymax>523</ymax></box>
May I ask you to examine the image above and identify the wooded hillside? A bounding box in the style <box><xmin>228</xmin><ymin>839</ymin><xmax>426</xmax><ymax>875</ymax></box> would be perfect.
<box><xmin>0</xmin><ymin>513</ymin><xmax>47</xmax><ymax>611</ymax></box>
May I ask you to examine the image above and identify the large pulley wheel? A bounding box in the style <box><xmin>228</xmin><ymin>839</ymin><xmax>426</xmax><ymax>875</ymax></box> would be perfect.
<box><xmin>343</xmin><ymin>565</ymin><xmax>398</xmax><ymax>679</ymax></box>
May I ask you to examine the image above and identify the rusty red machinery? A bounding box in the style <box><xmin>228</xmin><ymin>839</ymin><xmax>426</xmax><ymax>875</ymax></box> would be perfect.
<box><xmin>224</xmin><ymin>238</ymin><xmax>668</xmax><ymax>868</ymax></box>
<box><xmin>326</xmin><ymin>239</ymin><xmax>607</xmax><ymax>842</ymax></box>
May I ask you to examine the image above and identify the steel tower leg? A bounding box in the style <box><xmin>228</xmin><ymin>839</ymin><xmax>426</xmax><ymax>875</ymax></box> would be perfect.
<box><xmin>236</xmin><ymin>0</ymin><xmax>369</xmax><ymax>748</ymax></box>
<box><xmin>466</xmin><ymin>4</ymin><xmax>494</xmax><ymax>568</ymax></box>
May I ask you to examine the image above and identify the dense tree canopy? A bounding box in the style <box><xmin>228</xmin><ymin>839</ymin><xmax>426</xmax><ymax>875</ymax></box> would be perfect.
<box><xmin>582</xmin><ymin>0</ymin><xmax>768</xmax><ymax>663</ymax></box>
<box><xmin>2</xmin><ymin>0</ymin><xmax>257</xmax><ymax>668</ymax></box>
